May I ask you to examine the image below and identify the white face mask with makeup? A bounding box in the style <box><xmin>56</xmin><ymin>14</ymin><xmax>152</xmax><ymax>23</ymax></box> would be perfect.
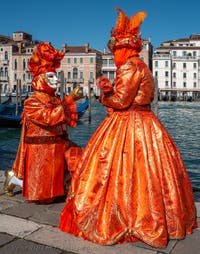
<box><xmin>45</xmin><ymin>72</ymin><xmax>58</xmax><ymax>89</ymax></box>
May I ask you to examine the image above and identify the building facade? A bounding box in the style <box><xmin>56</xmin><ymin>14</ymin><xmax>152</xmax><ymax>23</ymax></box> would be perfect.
<box><xmin>153</xmin><ymin>34</ymin><xmax>200</xmax><ymax>101</ymax></box>
<box><xmin>0</xmin><ymin>31</ymin><xmax>39</xmax><ymax>100</ymax></box>
<box><xmin>0</xmin><ymin>31</ymin><xmax>153</xmax><ymax>99</ymax></box>
<box><xmin>101</xmin><ymin>38</ymin><xmax>153</xmax><ymax>95</ymax></box>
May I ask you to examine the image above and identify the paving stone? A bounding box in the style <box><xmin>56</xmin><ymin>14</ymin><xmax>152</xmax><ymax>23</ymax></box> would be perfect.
<box><xmin>47</xmin><ymin>200</ymin><xmax>66</xmax><ymax>213</ymax></box>
<box><xmin>0</xmin><ymin>197</ymin><xmax>19</xmax><ymax>212</ymax></box>
<box><xmin>171</xmin><ymin>229</ymin><xmax>200</xmax><ymax>254</ymax></box>
<box><xmin>131</xmin><ymin>239</ymin><xmax>177</xmax><ymax>254</ymax></box>
<box><xmin>25</xmin><ymin>226</ymin><xmax>156</xmax><ymax>254</ymax></box>
<box><xmin>2</xmin><ymin>201</ymin><xmax>50</xmax><ymax>219</ymax></box>
<box><xmin>30</xmin><ymin>210</ymin><xmax>60</xmax><ymax>227</ymax></box>
<box><xmin>0</xmin><ymin>233</ymin><xmax>16</xmax><ymax>247</ymax></box>
<box><xmin>0</xmin><ymin>238</ymin><xmax>62</xmax><ymax>254</ymax></box>
<box><xmin>195</xmin><ymin>202</ymin><xmax>200</xmax><ymax>217</ymax></box>
<box><xmin>0</xmin><ymin>214</ymin><xmax>42</xmax><ymax>238</ymax></box>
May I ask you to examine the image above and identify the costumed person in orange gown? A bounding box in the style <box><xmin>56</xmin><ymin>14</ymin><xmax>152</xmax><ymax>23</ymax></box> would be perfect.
<box><xmin>3</xmin><ymin>42</ymin><xmax>82</xmax><ymax>204</ymax></box>
<box><xmin>59</xmin><ymin>8</ymin><xmax>197</xmax><ymax>247</ymax></box>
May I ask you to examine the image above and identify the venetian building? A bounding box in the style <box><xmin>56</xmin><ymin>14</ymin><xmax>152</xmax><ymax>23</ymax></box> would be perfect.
<box><xmin>0</xmin><ymin>31</ymin><xmax>39</xmax><ymax>98</ymax></box>
<box><xmin>0</xmin><ymin>31</ymin><xmax>153</xmax><ymax>99</ymax></box>
<box><xmin>59</xmin><ymin>43</ymin><xmax>102</xmax><ymax>96</ymax></box>
<box><xmin>101</xmin><ymin>38</ymin><xmax>153</xmax><ymax>90</ymax></box>
<box><xmin>153</xmin><ymin>34</ymin><xmax>200</xmax><ymax>101</ymax></box>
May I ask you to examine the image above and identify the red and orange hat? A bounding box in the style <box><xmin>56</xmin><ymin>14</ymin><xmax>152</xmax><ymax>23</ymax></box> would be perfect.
<box><xmin>28</xmin><ymin>42</ymin><xmax>65</xmax><ymax>77</ymax></box>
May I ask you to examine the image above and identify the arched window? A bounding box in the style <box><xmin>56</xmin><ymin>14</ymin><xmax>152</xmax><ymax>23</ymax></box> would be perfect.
<box><xmin>0</xmin><ymin>67</ymin><xmax>3</xmax><ymax>77</ymax></box>
<box><xmin>5</xmin><ymin>67</ymin><xmax>8</xmax><ymax>77</ymax></box>
<box><xmin>73</xmin><ymin>67</ymin><xmax>78</xmax><ymax>79</ymax></box>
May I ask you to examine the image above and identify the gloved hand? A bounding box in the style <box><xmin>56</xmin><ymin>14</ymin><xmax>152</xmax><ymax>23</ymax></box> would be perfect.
<box><xmin>96</xmin><ymin>76</ymin><xmax>114</xmax><ymax>94</ymax></box>
<box><xmin>70</xmin><ymin>85</ymin><xmax>83</xmax><ymax>101</ymax></box>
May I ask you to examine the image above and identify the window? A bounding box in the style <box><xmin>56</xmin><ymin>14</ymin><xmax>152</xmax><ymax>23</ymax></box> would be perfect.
<box><xmin>182</xmin><ymin>51</ymin><xmax>187</xmax><ymax>56</ymax></box>
<box><xmin>165</xmin><ymin>71</ymin><xmax>169</xmax><ymax>77</ymax></box>
<box><xmin>74</xmin><ymin>58</ymin><xmax>77</xmax><ymax>64</ymax></box>
<box><xmin>172</xmin><ymin>51</ymin><xmax>177</xmax><ymax>57</ymax></box>
<box><xmin>67</xmin><ymin>58</ymin><xmax>71</xmax><ymax>64</ymax></box>
<box><xmin>183</xmin><ymin>63</ymin><xmax>186</xmax><ymax>68</ymax></box>
<box><xmin>165</xmin><ymin>81</ymin><xmax>169</xmax><ymax>87</ymax></box>
<box><xmin>67</xmin><ymin>72</ymin><xmax>71</xmax><ymax>79</ymax></box>
<box><xmin>80</xmin><ymin>71</ymin><xmax>83</xmax><ymax>79</ymax></box>
<box><xmin>172</xmin><ymin>62</ymin><xmax>176</xmax><ymax>68</ymax></box>
<box><xmin>173</xmin><ymin>72</ymin><xmax>176</xmax><ymax>78</ymax></box>
<box><xmin>183</xmin><ymin>73</ymin><xmax>187</xmax><ymax>78</ymax></box>
<box><xmin>4</xmin><ymin>51</ymin><xmax>8</xmax><ymax>60</ymax></box>
<box><xmin>193</xmin><ymin>63</ymin><xmax>197</xmax><ymax>68</ymax></box>
<box><xmin>110</xmin><ymin>71</ymin><xmax>115</xmax><ymax>80</ymax></box>
<box><xmin>155</xmin><ymin>61</ymin><xmax>158</xmax><ymax>67</ymax></box>
<box><xmin>23</xmin><ymin>74</ymin><xmax>26</xmax><ymax>81</ymax></box>
<box><xmin>89</xmin><ymin>71</ymin><xmax>94</xmax><ymax>80</ymax></box>
<box><xmin>80</xmin><ymin>58</ymin><xmax>83</xmax><ymax>64</ymax></box>
<box><xmin>73</xmin><ymin>67</ymin><xmax>78</xmax><ymax>79</ymax></box>
<box><xmin>154</xmin><ymin>71</ymin><xmax>158</xmax><ymax>77</ymax></box>
<box><xmin>102</xmin><ymin>59</ymin><xmax>107</xmax><ymax>65</ymax></box>
<box><xmin>90</xmin><ymin>57</ymin><xmax>94</xmax><ymax>64</ymax></box>
<box><xmin>183</xmin><ymin>82</ymin><xmax>186</xmax><ymax>88</ymax></box>
<box><xmin>14</xmin><ymin>59</ymin><xmax>17</xmax><ymax>70</ymax></box>
<box><xmin>109</xmin><ymin>58</ymin><xmax>114</xmax><ymax>65</ymax></box>
<box><xmin>194</xmin><ymin>73</ymin><xmax>197</xmax><ymax>78</ymax></box>
<box><xmin>194</xmin><ymin>82</ymin><xmax>197</xmax><ymax>88</ymax></box>
<box><xmin>0</xmin><ymin>67</ymin><xmax>3</xmax><ymax>77</ymax></box>
<box><xmin>193</xmin><ymin>51</ymin><xmax>197</xmax><ymax>57</ymax></box>
<box><xmin>5</xmin><ymin>67</ymin><xmax>8</xmax><ymax>77</ymax></box>
<box><xmin>23</xmin><ymin>59</ymin><xmax>26</xmax><ymax>70</ymax></box>
<box><xmin>173</xmin><ymin>82</ymin><xmax>176</xmax><ymax>87</ymax></box>
<box><xmin>165</xmin><ymin>61</ymin><xmax>168</xmax><ymax>67</ymax></box>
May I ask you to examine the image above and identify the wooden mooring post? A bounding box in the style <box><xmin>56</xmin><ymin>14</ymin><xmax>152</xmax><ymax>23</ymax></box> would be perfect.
<box><xmin>88</xmin><ymin>80</ymin><xmax>92</xmax><ymax>123</ymax></box>
<box><xmin>153</xmin><ymin>77</ymin><xmax>158</xmax><ymax>117</ymax></box>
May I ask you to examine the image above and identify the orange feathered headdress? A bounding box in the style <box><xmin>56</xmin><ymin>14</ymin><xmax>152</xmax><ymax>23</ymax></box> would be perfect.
<box><xmin>108</xmin><ymin>7</ymin><xmax>146</xmax><ymax>52</ymax></box>
<box><xmin>28</xmin><ymin>42</ymin><xmax>65</xmax><ymax>77</ymax></box>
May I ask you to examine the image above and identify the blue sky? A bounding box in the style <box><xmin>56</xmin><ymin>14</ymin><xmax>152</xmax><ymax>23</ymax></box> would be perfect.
<box><xmin>1</xmin><ymin>0</ymin><xmax>199</xmax><ymax>51</ymax></box>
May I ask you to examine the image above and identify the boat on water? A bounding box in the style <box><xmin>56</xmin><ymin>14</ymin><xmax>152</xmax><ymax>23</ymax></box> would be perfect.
<box><xmin>0</xmin><ymin>97</ymin><xmax>89</xmax><ymax>128</ymax></box>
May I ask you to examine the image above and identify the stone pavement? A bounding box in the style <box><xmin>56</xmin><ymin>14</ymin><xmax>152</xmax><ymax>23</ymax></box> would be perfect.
<box><xmin>0</xmin><ymin>170</ymin><xmax>200</xmax><ymax>254</ymax></box>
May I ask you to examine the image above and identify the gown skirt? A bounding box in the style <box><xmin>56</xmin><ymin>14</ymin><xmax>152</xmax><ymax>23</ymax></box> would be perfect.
<box><xmin>59</xmin><ymin>107</ymin><xmax>196</xmax><ymax>247</ymax></box>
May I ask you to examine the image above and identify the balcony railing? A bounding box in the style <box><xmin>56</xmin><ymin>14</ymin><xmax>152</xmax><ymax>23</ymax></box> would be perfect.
<box><xmin>66</xmin><ymin>78</ymin><xmax>84</xmax><ymax>83</ymax></box>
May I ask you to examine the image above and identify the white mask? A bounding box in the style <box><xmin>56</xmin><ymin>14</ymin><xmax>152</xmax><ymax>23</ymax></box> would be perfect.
<box><xmin>45</xmin><ymin>72</ymin><xmax>58</xmax><ymax>89</ymax></box>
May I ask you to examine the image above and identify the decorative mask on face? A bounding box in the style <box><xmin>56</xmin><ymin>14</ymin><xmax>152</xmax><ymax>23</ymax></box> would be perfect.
<box><xmin>45</xmin><ymin>72</ymin><xmax>58</xmax><ymax>89</ymax></box>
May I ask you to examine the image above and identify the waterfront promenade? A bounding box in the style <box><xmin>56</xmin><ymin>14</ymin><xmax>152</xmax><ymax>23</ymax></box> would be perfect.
<box><xmin>0</xmin><ymin>170</ymin><xmax>200</xmax><ymax>254</ymax></box>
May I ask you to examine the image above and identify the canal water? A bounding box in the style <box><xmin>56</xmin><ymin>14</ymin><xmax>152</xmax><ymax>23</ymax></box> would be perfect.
<box><xmin>0</xmin><ymin>99</ymin><xmax>200</xmax><ymax>189</ymax></box>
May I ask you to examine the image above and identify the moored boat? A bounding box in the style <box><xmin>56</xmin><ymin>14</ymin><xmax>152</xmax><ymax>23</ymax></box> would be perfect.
<box><xmin>0</xmin><ymin>97</ymin><xmax>89</xmax><ymax>128</ymax></box>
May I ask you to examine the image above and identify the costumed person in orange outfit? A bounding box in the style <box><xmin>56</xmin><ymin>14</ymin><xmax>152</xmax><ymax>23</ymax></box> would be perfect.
<box><xmin>3</xmin><ymin>42</ymin><xmax>82</xmax><ymax>204</ymax></box>
<box><xmin>59</xmin><ymin>8</ymin><xmax>197</xmax><ymax>247</ymax></box>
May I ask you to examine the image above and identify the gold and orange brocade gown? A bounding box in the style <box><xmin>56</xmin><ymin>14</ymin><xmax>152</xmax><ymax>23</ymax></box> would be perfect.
<box><xmin>12</xmin><ymin>78</ymin><xmax>78</xmax><ymax>202</ymax></box>
<box><xmin>59</xmin><ymin>57</ymin><xmax>197</xmax><ymax>247</ymax></box>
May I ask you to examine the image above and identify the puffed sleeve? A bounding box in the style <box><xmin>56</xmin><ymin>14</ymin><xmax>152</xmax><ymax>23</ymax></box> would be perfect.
<box><xmin>100</xmin><ymin>61</ymin><xmax>142</xmax><ymax>109</ymax></box>
<box><xmin>24</xmin><ymin>94</ymin><xmax>67</xmax><ymax>127</ymax></box>
<box><xmin>62</xmin><ymin>95</ymin><xmax>78</xmax><ymax>128</ymax></box>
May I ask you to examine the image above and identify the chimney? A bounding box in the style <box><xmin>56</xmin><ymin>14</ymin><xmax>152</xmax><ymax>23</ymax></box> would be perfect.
<box><xmin>17</xmin><ymin>42</ymin><xmax>22</xmax><ymax>54</ymax></box>
<box><xmin>84</xmin><ymin>43</ymin><xmax>89</xmax><ymax>53</ymax></box>
<box><xmin>62</xmin><ymin>43</ymin><xmax>68</xmax><ymax>53</ymax></box>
